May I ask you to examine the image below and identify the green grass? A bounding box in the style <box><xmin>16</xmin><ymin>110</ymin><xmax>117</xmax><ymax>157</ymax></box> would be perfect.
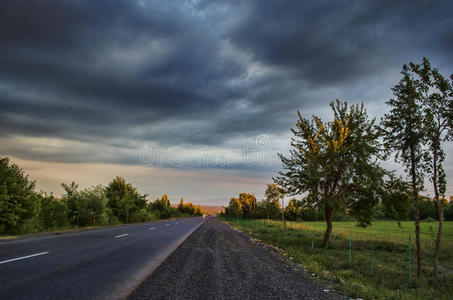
<box><xmin>222</xmin><ymin>218</ymin><xmax>453</xmax><ymax>300</ymax></box>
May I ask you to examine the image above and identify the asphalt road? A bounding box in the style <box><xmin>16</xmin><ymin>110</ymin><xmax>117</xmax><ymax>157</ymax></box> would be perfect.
<box><xmin>0</xmin><ymin>217</ymin><xmax>205</xmax><ymax>300</ymax></box>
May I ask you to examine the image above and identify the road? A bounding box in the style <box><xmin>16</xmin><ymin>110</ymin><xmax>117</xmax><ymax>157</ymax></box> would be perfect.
<box><xmin>0</xmin><ymin>217</ymin><xmax>205</xmax><ymax>300</ymax></box>
<box><xmin>131</xmin><ymin>218</ymin><xmax>346</xmax><ymax>300</ymax></box>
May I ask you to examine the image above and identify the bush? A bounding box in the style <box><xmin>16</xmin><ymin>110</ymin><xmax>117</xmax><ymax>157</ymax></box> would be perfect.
<box><xmin>0</xmin><ymin>157</ymin><xmax>40</xmax><ymax>234</ymax></box>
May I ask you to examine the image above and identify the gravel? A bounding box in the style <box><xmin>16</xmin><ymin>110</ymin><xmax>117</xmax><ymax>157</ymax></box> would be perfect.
<box><xmin>129</xmin><ymin>218</ymin><xmax>347</xmax><ymax>300</ymax></box>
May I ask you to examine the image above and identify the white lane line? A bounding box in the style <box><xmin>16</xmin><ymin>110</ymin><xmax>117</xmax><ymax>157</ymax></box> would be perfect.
<box><xmin>115</xmin><ymin>233</ymin><xmax>129</xmax><ymax>238</ymax></box>
<box><xmin>149</xmin><ymin>227</ymin><xmax>156</xmax><ymax>230</ymax></box>
<box><xmin>175</xmin><ymin>222</ymin><xmax>179</xmax><ymax>224</ymax></box>
<box><xmin>0</xmin><ymin>252</ymin><xmax>49</xmax><ymax>265</ymax></box>
<box><xmin>165</xmin><ymin>224</ymin><xmax>170</xmax><ymax>227</ymax></box>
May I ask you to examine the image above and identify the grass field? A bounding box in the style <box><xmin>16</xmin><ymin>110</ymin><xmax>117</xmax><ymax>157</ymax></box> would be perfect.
<box><xmin>223</xmin><ymin>218</ymin><xmax>453</xmax><ymax>300</ymax></box>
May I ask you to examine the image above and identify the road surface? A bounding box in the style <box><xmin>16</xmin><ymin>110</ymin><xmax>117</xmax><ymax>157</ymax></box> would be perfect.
<box><xmin>131</xmin><ymin>218</ymin><xmax>346</xmax><ymax>300</ymax></box>
<box><xmin>0</xmin><ymin>217</ymin><xmax>205</xmax><ymax>300</ymax></box>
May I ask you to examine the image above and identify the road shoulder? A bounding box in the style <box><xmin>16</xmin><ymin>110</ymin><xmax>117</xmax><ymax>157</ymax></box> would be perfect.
<box><xmin>130</xmin><ymin>218</ymin><xmax>347</xmax><ymax>300</ymax></box>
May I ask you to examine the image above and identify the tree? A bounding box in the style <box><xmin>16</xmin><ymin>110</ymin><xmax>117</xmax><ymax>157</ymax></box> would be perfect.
<box><xmin>275</xmin><ymin>100</ymin><xmax>383</xmax><ymax>244</ymax></box>
<box><xmin>238</xmin><ymin>193</ymin><xmax>256</xmax><ymax>218</ymax></box>
<box><xmin>409</xmin><ymin>57</ymin><xmax>453</xmax><ymax>276</ymax></box>
<box><xmin>381</xmin><ymin>64</ymin><xmax>427</xmax><ymax>278</ymax></box>
<box><xmin>225</xmin><ymin>197</ymin><xmax>242</xmax><ymax>218</ymax></box>
<box><xmin>150</xmin><ymin>194</ymin><xmax>174</xmax><ymax>219</ymax></box>
<box><xmin>0</xmin><ymin>157</ymin><xmax>40</xmax><ymax>234</ymax></box>
<box><xmin>39</xmin><ymin>193</ymin><xmax>69</xmax><ymax>229</ymax></box>
<box><xmin>263</xmin><ymin>183</ymin><xmax>282</xmax><ymax>220</ymax></box>
<box><xmin>285</xmin><ymin>198</ymin><xmax>301</xmax><ymax>221</ymax></box>
<box><xmin>178</xmin><ymin>198</ymin><xmax>185</xmax><ymax>212</ymax></box>
<box><xmin>105</xmin><ymin>177</ymin><xmax>147</xmax><ymax>223</ymax></box>
<box><xmin>381</xmin><ymin>176</ymin><xmax>411</xmax><ymax>228</ymax></box>
<box><xmin>61</xmin><ymin>183</ymin><xmax>110</xmax><ymax>226</ymax></box>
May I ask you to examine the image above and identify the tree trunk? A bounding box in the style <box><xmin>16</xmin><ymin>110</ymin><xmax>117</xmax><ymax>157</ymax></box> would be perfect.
<box><xmin>323</xmin><ymin>204</ymin><xmax>333</xmax><ymax>244</ymax></box>
<box><xmin>410</xmin><ymin>149</ymin><xmax>422</xmax><ymax>278</ymax></box>
<box><xmin>432</xmin><ymin>147</ymin><xmax>443</xmax><ymax>277</ymax></box>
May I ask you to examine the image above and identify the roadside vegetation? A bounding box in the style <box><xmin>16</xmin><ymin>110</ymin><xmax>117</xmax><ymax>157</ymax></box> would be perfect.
<box><xmin>0</xmin><ymin>157</ymin><xmax>204</xmax><ymax>236</ymax></box>
<box><xmin>221</xmin><ymin>57</ymin><xmax>453</xmax><ymax>299</ymax></box>
<box><xmin>222</xmin><ymin>217</ymin><xmax>453</xmax><ymax>299</ymax></box>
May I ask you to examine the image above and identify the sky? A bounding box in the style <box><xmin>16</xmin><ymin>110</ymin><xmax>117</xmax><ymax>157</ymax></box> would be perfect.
<box><xmin>1</xmin><ymin>0</ymin><xmax>452</xmax><ymax>205</ymax></box>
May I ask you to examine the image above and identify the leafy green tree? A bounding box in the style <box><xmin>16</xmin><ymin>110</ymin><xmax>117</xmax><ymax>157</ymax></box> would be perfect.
<box><xmin>61</xmin><ymin>183</ymin><xmax>110</xmax><ymax>226</ymax></box>
<box><xmin>409</xmin><ymin>57</ymin><xmax>453</xmax><ymax>276</ymax></box>
<box><xmin>105</xmin><ymin>177</ymin><xmax>147</xmax><ymax>223</ymax></box>
<box><xmin>61</xmin><ymin>181</ymin><xmax>83</xmax><ymax>225</ymax></box>
<box><xmin>275</xmin><ymin>100</ymin><xmax>383</xmax><ymax>244</ymax></box>
<box><xmin>151</xmin><ymin>194</ymin><xmax>171</xmax><ymax>211</ymax></box>
<box><xmin>381</xmin><ymin>176</ymin><xmax>411</xmax><ymax>228</ymax></box>
<box><xmin>39</xmin><ymin>193</ymin><xmax>69</xmax><ymax>229</ymax></box>
<box><xmin>285</xmin><ymin>198</ymin><xmax>301</xmax><ymax>221</ymax></box>
<box><xmin>79</xmin><ymin>185</ymin><xmax>109</xmax><ymax>225</ymax></box>
<box><xmin>0</xmin><ymin>157</ymin><xmax>40</xmax><ymax>234</ymax></box>
<box><xmin>225</xmin><ymin>197</ymin><xmax>242</xmax><ymax>218</ymax></box>
<box><xmin>238</xmin><ymin>193</ymin><xmax>257</xmax><ymax>218</ymax></box>
<box><xmin>263</xmin><ymin>183</ymin><xmax>282</xmax><ymax>220</ymax></box>
<box><xmin>150</xmin><ymin>194</ymin><xmax>175</xmax><ymax>219</ymax></box>
<box><xmin>381</xmin><ymin>63</ymin><xmax>427</xmax><ymax>278</ymax></box>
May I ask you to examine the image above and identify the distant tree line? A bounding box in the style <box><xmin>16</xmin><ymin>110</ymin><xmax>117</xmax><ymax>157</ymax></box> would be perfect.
<box><xmin>0</xmin><ymin>157</ymin><xmax>204</xmax><ymax>235</ymax></box>
<box><xmin>223</xmin><ymin>188</ymin><xmax>453</xmax><ymax>223</ymax></box>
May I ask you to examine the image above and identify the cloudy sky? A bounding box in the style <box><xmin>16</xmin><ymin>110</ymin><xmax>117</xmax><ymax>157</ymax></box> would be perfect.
<box><xmin>1</xmin><ymin>0</ymin><xmax>452</xmax><ymax>205</ymax></box>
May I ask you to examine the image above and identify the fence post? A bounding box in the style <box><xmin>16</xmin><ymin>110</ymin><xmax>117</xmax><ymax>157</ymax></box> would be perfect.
<box><xmin>408</xmin><ymin>235</ymin><xmax>412</xmax><ymax>285</ymax></box>
<box><xmin>349</xmin><ymin>233</ymin><xmax>352</xmax><ymax>263</ymax></box>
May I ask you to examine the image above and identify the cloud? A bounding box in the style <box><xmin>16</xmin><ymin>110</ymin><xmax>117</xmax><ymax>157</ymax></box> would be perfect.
<box><xmin>1</xmin><ymin>0</ymin><xmax>452</xmax><ymax>201</ymax></box>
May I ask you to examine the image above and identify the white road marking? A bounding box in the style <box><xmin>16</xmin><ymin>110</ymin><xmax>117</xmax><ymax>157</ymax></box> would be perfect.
<box><xmin>165</xmin><ymin>224</ymin><xmax>170</xmax><ymax>227</ymax></box>
<box><xmin>175</xmin><ymin>222</ymin><xmax>179</xmax><ymax>224</ymax></box>
<box><xmin>115</xmin><ymin>234</ymin><xmax>129</xmax><ymax>238</ymax></box>
<box><xmin>0</xmin><ymin>252</ymin><xmax>49</xmax><ymax>265</ymax></box>
<box><xmin>149</xmin><ymin>227</ymin><xmax>156</xmax><ymax>230</ymax></box>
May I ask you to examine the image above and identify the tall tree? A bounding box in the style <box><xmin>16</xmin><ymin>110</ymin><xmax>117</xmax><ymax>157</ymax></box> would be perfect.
<box><xmin>105</xmin><ymin>176</ymin><xmax>146</xmax><ymax>223</ymax></box>
<box><xmin>238</xmin><ymin>193</ymin><xmax>257</xmax><ymax>218</ymax></box>
<box><xmin>263</xmin><ymin>183</ymin><xmax>282</xmax><ymax>220</ymax></box>
<box><xmin>381</xmin><ymin>64</ymin><xmax>427</xmax><ymax>278</ymax></box>
<box><xmin>0</xmin><ymin>157</ymin><xmax>40</xmax><ymax>234</ymax></box>
<box><xmin>225</xmin><ymin>197</ymin><xmax>242</xmax><ymax>218</ymax></box>
<box><xmin>275</xmin><ymin>100</ymin><xmax>383</xmax><ymax>244</ymax></box>
<box><xmin>410</xmin><ymin>57</ymin><xmax>453</xmax><ymax>276</ymax></box>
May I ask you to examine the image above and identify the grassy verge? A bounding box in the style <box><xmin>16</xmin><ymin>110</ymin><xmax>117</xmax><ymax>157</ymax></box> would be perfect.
<box><xmin>222</xmin><ymin>218</ymin><xmax>453</xmax><ymax>300</ymax></box>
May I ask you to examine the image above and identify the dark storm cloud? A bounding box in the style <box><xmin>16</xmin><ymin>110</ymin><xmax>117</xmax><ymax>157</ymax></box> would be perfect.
<box><xmin>227</xmin><ymin>0</ymin><xmax>453</xmax><ymax>87</ymax></box>
<box><xmin>1</xmin><ymin>0</ymin><xmax>452</xmax><ymax>167</ymax></box>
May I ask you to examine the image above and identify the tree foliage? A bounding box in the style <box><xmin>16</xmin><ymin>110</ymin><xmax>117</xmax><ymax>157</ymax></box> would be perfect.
<box><xmin>0</xmin><ymin>157</ymin><xmax>40</xmax><ymax>234</ymax></box>
<box><xmin>105</xmin><ymin>176</ymin><xmax>147</xmax><ymax>223</ymax></box>
<box><xmin>275</xmin><ymin>100</ymin><xmax>384</xmax><ymax>243</ymax></box>
<box><xmin>0</xmin><ymin>157</ymin><xmax>203</xmax><ymax>235</ymax></box>
<box><xmin>407</xmin><ymin>57</ymin><xmax>453</xmax><ymax>276</ymax></box>
<box><xmin>381</xmin><ymin>60</ymin><xmax>429</xmax><ymax>278</ymax></box>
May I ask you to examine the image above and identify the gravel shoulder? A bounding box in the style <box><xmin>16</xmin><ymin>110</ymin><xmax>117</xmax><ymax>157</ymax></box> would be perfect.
<box><xmin>130</xmin><ymin>217</ymin><xmax>347</xmax><ymax>300</ymax></box>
